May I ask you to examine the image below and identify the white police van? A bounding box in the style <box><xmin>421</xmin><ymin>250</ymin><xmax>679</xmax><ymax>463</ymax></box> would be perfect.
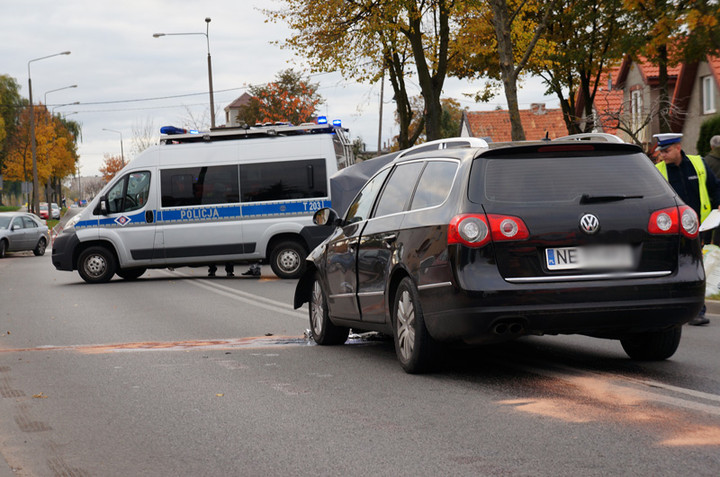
<box><xmin>52</xmin><ymin>122</ymin><xmax>355</xmax><ymax>283</ymax></box>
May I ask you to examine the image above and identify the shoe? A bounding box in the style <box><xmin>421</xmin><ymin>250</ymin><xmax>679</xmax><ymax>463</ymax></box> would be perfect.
<box><xmin>227</xmin><ymin>272</ymin><xmax>234</xmax><ymax>277</ymax></box>
<box><xmin>208</xmin><ymin>271</ymin><xmax>215</xmax><ymax>277</ymax></box>
<box><xmin>242</xmin><ymin>268</ymin><xmax>257</xmax><ymax>276</ymax></box>
<box><xmin>688</xmin><ymin>315</ymin><xmax>710</xmax><ymax>326</ymax></box>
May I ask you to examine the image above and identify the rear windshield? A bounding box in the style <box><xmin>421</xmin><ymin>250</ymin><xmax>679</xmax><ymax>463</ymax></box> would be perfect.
<box><xmin>469</xmin><ymin>153</ymin><xmax>668</xmax><ymax>204</ymax></box>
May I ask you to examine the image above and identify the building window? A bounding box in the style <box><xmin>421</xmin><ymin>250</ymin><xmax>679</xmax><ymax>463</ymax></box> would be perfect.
<box><xmin>703</xmin><ymin>76</ymin><xmax>716</xmax><ymax>115</ymax></box>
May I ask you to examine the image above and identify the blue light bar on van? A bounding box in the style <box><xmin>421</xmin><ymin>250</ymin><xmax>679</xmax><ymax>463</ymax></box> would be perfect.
<box><xmin>317</xmin><ymin>116</ymin><xmax>328</xmax><ymax>125</ymax></box>
<box><xmin>332</xmin><ymin>119</ymin><xmax>342</xmax><ymax>127</ymax></box>
<box><xmin>161</xmin><ymin>126</ymin><xmax>188</xmax><ymax>135</ymax></box>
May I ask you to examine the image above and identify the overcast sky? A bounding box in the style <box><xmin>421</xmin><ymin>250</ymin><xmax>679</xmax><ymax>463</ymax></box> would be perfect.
<box><xmin>3</xmin><ymin>0</ymin><xmax>557</xmax><ymax>176</ymax></box>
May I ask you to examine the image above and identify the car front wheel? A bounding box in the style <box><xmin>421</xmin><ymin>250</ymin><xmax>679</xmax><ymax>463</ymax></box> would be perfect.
<box><xmin>620</xmin><ymin>326</ymin><xmax>682</xmax><ymax>361</ymax></box>
<box><xmin>0</xmin><ymin>240</ymin><xmax>6</xmax><ymax>259</ymax></box>
<box><xmin>77</xmin><ymin>246</ymin><xmax>116</xmax><ymax>283</ymax></box>
<box><xmin>33</xmin><ymin>237</ymin><xmax>47</xmax><ymax>256</ymax></box>
<box><xmin>309</xmin><ymin>276</ymin><xmax>349</xmax><ymax>345</ymax></box>
<box><xmin>393</xmin><ymin>277</ymin><xmax>437</xmax><ymax>374</ymax></box>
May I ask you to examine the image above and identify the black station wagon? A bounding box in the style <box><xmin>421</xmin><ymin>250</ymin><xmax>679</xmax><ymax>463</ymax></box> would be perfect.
<box><xmin>294</xmin><ymin>139</ymin><xmax>705</xmax><ymax>373</ymax></box>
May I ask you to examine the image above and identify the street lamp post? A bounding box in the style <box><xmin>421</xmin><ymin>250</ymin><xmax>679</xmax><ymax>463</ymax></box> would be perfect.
<box><xmin>153</xmin><ymin>17</ymin><xmax>216</xmax><ymax>129</ymax></box>
<box><xmin>44</xmin><ymin>84</ymin><xmax>77</xmax><ymax>109</ymax></box>
<box><xmin>52</xmin><ymin>102</ymin><xmax>80</xmax><ymax>115</ymax></box>
<box><xmin>28</xmin><ymin>51</ymin><xmax>70</xmax><ymax>215</ymax></box>
<box><xmin>103</xmin><ymin>128</ymin><xmax>125</xmax><ymax>167</ymax></box>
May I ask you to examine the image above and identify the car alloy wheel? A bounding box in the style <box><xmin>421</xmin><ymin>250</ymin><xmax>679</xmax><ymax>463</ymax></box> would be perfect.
<box><xmin>33</xmin><ymin>238</ymin><xmax>47</xmax><ymax>256</ymax></box>
<box><xmin>309</xmin><ymin>276</ymin><xmax>348</xmax><ymax>345</ymax></box>
<box><xmin>393</xmin><ymin>277</ymin><xmax>437</xmax><ymax>373</ymax></box>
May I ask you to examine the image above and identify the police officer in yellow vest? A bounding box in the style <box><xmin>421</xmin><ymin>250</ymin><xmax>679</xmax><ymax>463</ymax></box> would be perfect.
<box><xmin>655</xmin><ymin>133</ymin><xmax>720</xmax><ymax>325</ymax></box>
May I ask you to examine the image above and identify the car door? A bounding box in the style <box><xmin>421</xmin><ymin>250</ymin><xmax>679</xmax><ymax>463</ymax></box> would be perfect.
<box><xmin>21</xmin><ymin>216</ymin><xmax>42</xmax><ymax>249</ymax></box>
<box><xmin>100</xmin><ymin>170</ymin><xmax>158</xmax><ymax>264</ymax></box>
<box><xmin>356</xmin><ymin>161</ymin><xmax>425</xmax><ymax>323</ymax></box>
<box><xmin>324</xmin><ymin>168</ymin><xmax>391</xmax><ymax>319</ymax></box>
<box><xmin>7</xmin><ymin>217</ymin><xmax>28</xmax><ymax>251</ymax></box>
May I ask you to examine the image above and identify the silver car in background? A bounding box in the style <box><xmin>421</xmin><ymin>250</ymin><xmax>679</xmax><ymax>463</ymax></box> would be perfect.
<box><xmin>0</xmin><ymin>212</ymin><xmax>50</xmax><ymax>258</ymax></box>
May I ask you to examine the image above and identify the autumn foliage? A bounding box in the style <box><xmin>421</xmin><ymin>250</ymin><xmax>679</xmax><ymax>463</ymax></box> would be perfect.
<box><xmin>236</xmin><ymin>69</ymin><xmax>323</xmax><ymax>126</ymax></box>
<box><xmin>99</xmin><ymin>154</ymin><xmax>125</xmax><ymax>183</ymax></box>
<box><xmin>2</xmin><ymin>106</ymin><xmax>76</xmax><ymax>185</ymax></box>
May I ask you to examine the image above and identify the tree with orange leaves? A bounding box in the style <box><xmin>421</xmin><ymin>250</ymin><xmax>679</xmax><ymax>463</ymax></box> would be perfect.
<box><xmin>235</xmin><ymin>69</ymin><xmax>323</xmax><ymax>126</ymax></box>
<box><xmin>622</xmin><ymin>0</ymin><xmax>720</xmax><ymax>133</ymax></box>
<box><xmin>99</xmin><ymin>154</ymin><xmax>125</xmax><ymax>183</ymax></box>
<box><xmin>3</xmin><ymin>104</ymin><xmax>79</xmax><ymax>206</ymax></box>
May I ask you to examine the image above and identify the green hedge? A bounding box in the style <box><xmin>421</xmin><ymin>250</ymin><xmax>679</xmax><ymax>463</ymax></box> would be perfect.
<box><xmin>697</xmin><ymin>114</ymin><xmax>720</xmax><ymax>156</ymax></box>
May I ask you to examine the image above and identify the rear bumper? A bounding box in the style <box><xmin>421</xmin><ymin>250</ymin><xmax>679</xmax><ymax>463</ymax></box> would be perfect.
<box><xmin>419</xmin><ymin>273</ymin><xmax>705</xmax><ymax>344</ymax></box>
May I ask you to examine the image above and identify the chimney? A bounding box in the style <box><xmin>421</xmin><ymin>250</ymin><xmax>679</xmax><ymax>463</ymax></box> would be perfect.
<box><xmin>531</xmin><ymin>103</ymin><xmax>546</xmax><ymax>115</ymax></box>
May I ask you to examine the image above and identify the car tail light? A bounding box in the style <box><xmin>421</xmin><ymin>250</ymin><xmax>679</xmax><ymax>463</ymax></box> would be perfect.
<box><xmin>449</xmin><ymin>214</ymin><xmax>490</xmax><ymax>247</ymax></box>
<box><xmin>448</xmin><ymin>214</ymin><xmax>529</xmax><ymax>247</ymax></box>
<box><xmin>487</xmin><ymin>215</ymin><xmax>530</xmax><ymax>241</ymax></box>
<box><xmin>648</xmin><ymin>206</ymin><xmax>698</xmax><ymax>239</ymax></box>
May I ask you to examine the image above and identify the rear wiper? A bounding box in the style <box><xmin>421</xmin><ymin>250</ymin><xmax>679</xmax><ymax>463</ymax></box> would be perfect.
<box><xmin>580</xmin><ymin>193</ymin><xmax>644</xmax><ymax>204</ymax></box>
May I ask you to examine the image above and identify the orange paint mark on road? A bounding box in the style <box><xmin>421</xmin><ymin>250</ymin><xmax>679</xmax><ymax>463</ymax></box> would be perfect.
<box><xmin>0</xmin><ymin>336</ymin><xmax>311</xmax><ymax>354</ymax></box>
<box><xmin>498</xmin><ymin>373</ymin><xmax>720</xmax><ymax>447</ymax></box>
<box><xmin>661</xmin><ymin>426</ymin><xmax>720</xmax><ymax>446</ymax></box>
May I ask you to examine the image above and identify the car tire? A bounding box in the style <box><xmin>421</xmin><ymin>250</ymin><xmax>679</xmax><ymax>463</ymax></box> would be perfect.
<box><xmin>309</xmin><ymin>276</ymin><xmax>349</xmax><ymax>345</ymax></box>
<box><xmin>33</xmin><ymin>237</ymin><xmax>47</xmax><ymax>256</ymax></box>
<box><xmin>269</xmin><ymin>240</ymin><xmax>307</xmax><ymax>279</ymax></box>
<box><xmin>392</xmin><ymin>277</ymin><xmax>437</xmax><ymax>374</ymax></box>
<box><xmin>77</xmin><ymin>246</ymin><xmax>116</xmax><ymax>284</ymax></box>
<box><xmin>116</xmin><ymin>268</ymin><xmax>147</xmax><ymax>280</ymax></box>
<box><xmin>0</xmin><ymin>240</ymin><xmax>6</xmax><ymax>259</ymax></box>
<box><xmin>620</xmin><ymin>326</ymin><xmax>682</xmax><ymax>361</ymax></box>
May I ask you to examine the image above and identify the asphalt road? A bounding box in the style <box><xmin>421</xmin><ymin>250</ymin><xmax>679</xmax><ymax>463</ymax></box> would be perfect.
<box><xmin>1</xmin><ymin>247</ymin><xmax>719</xmax><ymax>476</ymax></box>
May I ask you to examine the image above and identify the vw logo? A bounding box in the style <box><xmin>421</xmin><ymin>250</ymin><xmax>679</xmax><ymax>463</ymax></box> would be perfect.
<box><xmin>580</xmin><ymin>214</ymin><xmax>600</xmax><ymax>234</ymax></box>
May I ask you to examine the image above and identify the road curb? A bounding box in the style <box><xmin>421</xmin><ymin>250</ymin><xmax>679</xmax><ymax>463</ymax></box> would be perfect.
<box><xmin>706</xmin><ymin>299</ymin><xmax>720</xmax><ymax>315</ymax></box>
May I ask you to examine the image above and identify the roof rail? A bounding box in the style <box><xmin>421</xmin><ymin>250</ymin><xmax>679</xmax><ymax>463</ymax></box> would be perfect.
<box><xmin>159</xmin><ymin>123</ymin><xmax>347</xmax><ymax>145</ymax></box>
<box><xmin>396</xmin><ymin>137</ymin><xmax>489</xmax><ymax>158</ymax></box>
<box><xmin>555</xmin><ymin>133</ymin><xmax>625</xmax><ymax>143</ymax></box>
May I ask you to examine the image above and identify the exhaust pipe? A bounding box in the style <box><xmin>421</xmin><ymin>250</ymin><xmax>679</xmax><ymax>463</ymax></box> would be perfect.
<box><xmin>492</xmin><ymin>320</ymin><xmax>525</xmax><ymax>336</ymax></box>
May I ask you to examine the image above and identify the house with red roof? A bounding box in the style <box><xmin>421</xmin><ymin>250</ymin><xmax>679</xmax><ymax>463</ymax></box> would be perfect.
<box><xmin>578</xmin><ymin>54</ymin><xmax>719</xmax><ymax>154</ymax></box>
<box><xmin>670</xmin><ymin>55</ymin><xmax>720</xmax><ymax>153</ymax></box>
<box><xmin>459</xmin><ymin>103</ymin><xmax>569</xmax><ymax>142</ymax></box>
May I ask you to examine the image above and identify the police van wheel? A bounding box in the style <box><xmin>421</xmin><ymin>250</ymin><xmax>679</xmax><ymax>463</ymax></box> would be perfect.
<box><xmin>78</xmin><ymin>246</ymin><xmax>116</xmax><ymax>284</ymax></box>
<box><xmin>269</xmin><ymin>240</ymin><xmax>306</xmax><ymax>279</ymax></box>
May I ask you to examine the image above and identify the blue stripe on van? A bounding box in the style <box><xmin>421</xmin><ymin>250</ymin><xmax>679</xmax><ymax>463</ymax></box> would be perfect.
<box><xmin>74</xmin><ymin>199</ymin><xmax>332</xmax><ymax>228</ymax></box>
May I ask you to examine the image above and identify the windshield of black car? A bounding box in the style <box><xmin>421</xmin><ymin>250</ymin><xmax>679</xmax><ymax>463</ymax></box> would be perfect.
<box><xmin>469</xmin><ymin>152</ymin><xmax>668</xmax><ymax>204</ymax></box>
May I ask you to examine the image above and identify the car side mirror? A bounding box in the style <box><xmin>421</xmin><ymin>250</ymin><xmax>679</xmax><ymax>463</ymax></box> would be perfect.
<box><xmin>97</xmin><ymin>197</ymin><xmax>108</xmax><ymax>216</ymax></box>
<box><xmin>313</xmin><ymin>207</ymin><xmax>340</xmax><ymax>226</ymax></box>
<box><xmin>11</xmin><ymin>224</ymin><xmax>19</xmax><ymax>231</ymax></box>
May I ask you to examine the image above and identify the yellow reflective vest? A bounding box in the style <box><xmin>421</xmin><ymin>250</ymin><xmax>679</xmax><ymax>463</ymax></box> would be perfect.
<box><xmin>656</xmin><ymin>154</ymin><xmax>711</xmax><ymax>222</ymax></box>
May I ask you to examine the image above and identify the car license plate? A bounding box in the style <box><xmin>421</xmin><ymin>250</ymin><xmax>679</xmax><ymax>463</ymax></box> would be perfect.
<box><xmin>545</xmin><ymin>245</ymin><xmax>633</xmax><ymax>271</ymax></box>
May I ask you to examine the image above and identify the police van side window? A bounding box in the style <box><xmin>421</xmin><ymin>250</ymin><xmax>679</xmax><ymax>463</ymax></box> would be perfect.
<box><xmin>107</xmin><ymin>171</ymin><xmax>151</xmax><ymax>214</ymax></box>
<box><xmin>240</xmin><ymin>159</ymin><xmax>327</xmax><ymax>202</ymax></box>
<box><xmin>161</xmin><ymin>166</ymin><xmax>240</xmax><ymax>207</ymax></box>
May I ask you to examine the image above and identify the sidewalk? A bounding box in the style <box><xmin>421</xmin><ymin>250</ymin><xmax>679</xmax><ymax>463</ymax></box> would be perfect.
<box><xmin>706</xmin><ymin>299</ymin><xmax>720</xmax><ymax>315</ymax></box>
